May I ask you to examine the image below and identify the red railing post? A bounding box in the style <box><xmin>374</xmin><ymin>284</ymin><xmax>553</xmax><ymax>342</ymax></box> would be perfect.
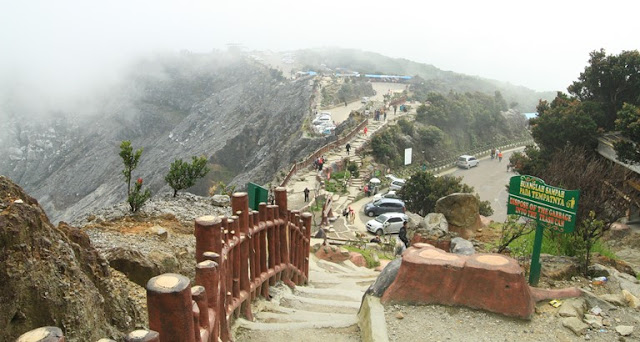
<box><xmin>258</xmin><ymin>203</ymin><xmax>271</xmax><ymax>298</ymax></box>
<box><xmin>219</xmin><ymin>217</ymin><xmax>231</xmax><ymax>342</ymax></box>
<box><xmin>275</xmin><ymin>187</ymin><xmax>295</xmax><ymax>288</ymax></box>
<box><xmin>147</xmin><ymin>273</ymin><xmax>195</xmax><ymax>342</ymax></box>
<box><xmin>249</xmin><ymin>210</ymin><xmax>258</xmax><ymax>300</ymax></box>
<box><xmin>302</xmin><ymin>212</ymin><xmax>312</xmax><ymax>283</ymax></box>
<box><xmin>231</xmin><ymin>192</ymin><xmax>253</xmax><ymax>321</ymax></box>
<box><xmin>266</xmin><ymin>204</ymin><xmax>277</xmax><ymax>286</ymax></box>
<box><xmin>195</xmin><ymin>215</ymin><xmax>222</xmax><ymax>263</ymax></box>
<box><xmin>196</xmin><ymin>254</ymin><xmax>219</xmax><ymax>342</ymax></box>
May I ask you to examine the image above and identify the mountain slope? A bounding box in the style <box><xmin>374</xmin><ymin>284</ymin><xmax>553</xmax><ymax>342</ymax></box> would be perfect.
<box><xmin>0</xmin><ymin>52</ymin><xmax>327</xmax><ymax>223</ymax></box>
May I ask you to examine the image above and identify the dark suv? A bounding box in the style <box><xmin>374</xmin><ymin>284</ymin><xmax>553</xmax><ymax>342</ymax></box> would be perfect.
<box><xmin>363</xmin><ymin>198</ymin><xmax>406</xmax><ymax>217</ymax></box>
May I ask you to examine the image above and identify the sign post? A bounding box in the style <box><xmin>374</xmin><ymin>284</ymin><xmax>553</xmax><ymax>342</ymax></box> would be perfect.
<box><xmin>506</xmin><ymin>175</ymin><xmax>580</xmax><ymax>286</ymax></box>
<box><xmin>247</xmin><ymin>182</ymin><xmax>269</xmax><ymax>211</ymax></box>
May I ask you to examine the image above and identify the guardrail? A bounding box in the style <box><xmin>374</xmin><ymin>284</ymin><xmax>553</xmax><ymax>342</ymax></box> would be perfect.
<box><xmin>406</xmin><ymin>138</ymin><xmax>535</xmax><ymax>176</ymax></box>
<box><xmin>20</xmin><ymin>188</ymin><xmax>311</xmax><ymax>342</ymax></box>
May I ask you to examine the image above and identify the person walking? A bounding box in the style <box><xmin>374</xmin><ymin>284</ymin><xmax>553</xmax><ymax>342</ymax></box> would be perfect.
<box><xmin>363</xmin><ymin>126</ymin><xmax>368</xmax><ymax>136</ymax></box>
<box><xmin>398</xmin><ymin>221</ymin><xmax>409</xmax><ymax>248</ymax></box>
<box><xmin>383</xmin><ymin>111</ymin><xmax>387</xmax><ymax>121</ymax></box>
<box><xmin>498</xmin><ymin>151</ymin><xmax>503</xmax><ymax>162</ymax></box>
<box><xmin>346</xmin><ymin>143</ymin><xmax>351</xmax><ymax>155</ymax></box>
<box><xmin>491</xmin><ymin>148</ymin><xmax>496</xmax><ymax>160</ymax></box>
<box><xmin>303</xmin><ymin>187</ymin><xmax>310</xmax><ymax>202</ymax></box>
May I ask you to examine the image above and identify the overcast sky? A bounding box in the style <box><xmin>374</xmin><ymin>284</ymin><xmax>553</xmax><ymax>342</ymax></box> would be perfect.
<box><xmin>1</xmin><ymin>0</ymin><xmax>638</xmax><ymax>101</ymax></box>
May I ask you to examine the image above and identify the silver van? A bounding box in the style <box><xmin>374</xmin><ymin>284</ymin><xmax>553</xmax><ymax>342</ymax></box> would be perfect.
<box><xmin>457</xmin><ymin>155</ymin><xmax>479</xmax><ymax>169</ymax></box>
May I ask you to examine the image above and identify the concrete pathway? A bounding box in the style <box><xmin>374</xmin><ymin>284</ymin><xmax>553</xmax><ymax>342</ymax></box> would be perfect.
<box><xmin>233</xmin><ymin>254</ymin><xmax>380</xmax><ymax>341</ymax></box>
<box><xmin>285</xmin><ymin>101</ymin><xmax>416</xmax><ymax>240</ymax></box>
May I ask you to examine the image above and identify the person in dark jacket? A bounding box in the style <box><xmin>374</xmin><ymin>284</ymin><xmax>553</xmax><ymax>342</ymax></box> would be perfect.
<box><xmin>398</xmin><ymin>221</ymin><xmax>409</xmax><ymax>248</ymax></box>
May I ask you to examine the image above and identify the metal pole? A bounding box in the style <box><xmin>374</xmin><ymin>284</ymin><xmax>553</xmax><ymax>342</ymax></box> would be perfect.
<box><xmin>528</xmin><ymin>222</ymin><xmax>544</xmax><ymax>286</ymax></box>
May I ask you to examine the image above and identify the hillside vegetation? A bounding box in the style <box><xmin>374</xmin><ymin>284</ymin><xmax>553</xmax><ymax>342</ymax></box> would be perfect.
<box><xmin>371</xmin><ymin>91</ymin><xmax>530</xmax><ymax>167</ymax></box>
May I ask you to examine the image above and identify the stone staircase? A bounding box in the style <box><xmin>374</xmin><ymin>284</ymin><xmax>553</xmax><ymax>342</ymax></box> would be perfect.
<box><xmin>233</xmin><ymin>254</ymin><xmax>379</xmax><ymax>341</ymax></box>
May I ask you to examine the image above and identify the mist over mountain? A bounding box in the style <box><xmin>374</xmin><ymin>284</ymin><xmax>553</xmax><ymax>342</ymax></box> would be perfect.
<box><xmin>0</xmin><ymin>48</ymin><xmax>549</xmax><ymax>223</ymax></box>
<box><xmin>0</xmin><ymin>51</ymin><xmax>327</xmax><ymax>223</ymax></box>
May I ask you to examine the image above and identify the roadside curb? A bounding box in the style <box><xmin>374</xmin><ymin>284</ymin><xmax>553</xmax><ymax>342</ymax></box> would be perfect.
<box><xmin>358</xmin><ymin>294</ymin><xmax>389</xmax><ymax>342</ymax></box>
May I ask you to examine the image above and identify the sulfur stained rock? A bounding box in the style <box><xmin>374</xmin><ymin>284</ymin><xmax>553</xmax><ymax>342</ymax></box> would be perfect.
<box><xmin>0</xmin><ymin>176</ymin><xmax>143</xmax><ymax>341</ymax></box>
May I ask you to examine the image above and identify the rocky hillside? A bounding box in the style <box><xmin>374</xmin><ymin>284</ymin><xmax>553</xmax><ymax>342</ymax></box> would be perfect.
<box><xmin>0</xmin><ymin>52</ymin><xmax>332</xmax><ymax>223</ymax></box>
<box><xmin>0</xmin><ymin>176</ymin><xmax>144</xmax><ymax>341</ymax></box>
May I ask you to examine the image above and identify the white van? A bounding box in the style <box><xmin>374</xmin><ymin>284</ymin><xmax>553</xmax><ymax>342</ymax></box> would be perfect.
<box><xmin>457</xmin><ymin>155</ymin><xmax>479</xmax><ymax>169</ymax></box>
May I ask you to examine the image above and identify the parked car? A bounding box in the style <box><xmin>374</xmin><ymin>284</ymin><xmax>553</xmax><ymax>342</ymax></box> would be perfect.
<box><xmin>366</xmin><ymin>212</ymin><xmax>409</xmax><ymax>236</ymax></box>
<box><xmin>373</xmin><ymin>190</ymin><xmax>399</xmax><ymax>201</ymax></box>
<box><xmin>457</xmin><ymin>155</ymin><xmax>479</xmax><ymax>169</ymax></box>
<box><xmin>363</xmin><ymin>198</ymin><xmax>406</xmax><ymax>217</ymax></box>
<box><xmin>361</xmin><ymin>97</ymin><xmax>369</xmax><ymax>104</ymax></box>
<box><xmin>312</xmin><ymin>114</ymin><xmax>332</xmax><ymax>125</ymax></box>
<box><xmin>385</xmin><ymin>174</ymin><xmax>405</xmax><ymax>183</ymax></box>
<box><xmin>389</xmin><ymin>179</ymin><xmax>406</xmax><ymax>191</ymax></box>
<box><xmin>385</xmin><ymin>174</ymin><xmax>406</xmax><ymax>191</ymax></box>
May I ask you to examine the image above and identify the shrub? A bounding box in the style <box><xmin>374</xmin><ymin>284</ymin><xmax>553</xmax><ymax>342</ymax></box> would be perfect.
<box><xmin>128</xmin><ymin>178</ymin><xmax>151</xmax><ymax>212</ymax></box>
<box><xmin>165</xmin><ymin>156</ymin><xmax>210</xmax><ymax>197</ymax></box>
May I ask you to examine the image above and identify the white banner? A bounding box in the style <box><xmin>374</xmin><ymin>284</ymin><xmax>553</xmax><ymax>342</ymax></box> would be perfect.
<box><xmin>404</xmin><ymin>148</ymin><xmax>412</xmax><ymax>165</ymax></box>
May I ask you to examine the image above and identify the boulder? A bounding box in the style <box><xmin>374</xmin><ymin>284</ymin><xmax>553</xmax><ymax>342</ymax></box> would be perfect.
<box><xmin>541</xmin><ymin>255</ymin><xmax>579</xmax><ymax>280</ymax></box>
<box><xmin>583</xmin><ymin>313</ymin><xmax>603</xmax><ymax>328</ymax></box>
<box><xmin>621</xmin><ymin>289</ymin><xmax>640</xmax><ymax>309</ymax></box>
<box><xmin>558</xmin><ymin>298</ymin><xmax>585</xmax><ymax>317</ymax></box>
<box><xmin>587</xmin><ymin>263</ymin><xmax>611</xmax><ymax>277</ymax></box>
<box><xmin>349</xmin><ymin>252</ymin><xmax>367</xmax><ymax>267</ymax></box>
<box><xmin>211</xmin><ymin>195</ymin><xmax>230</xmax><ymax>207</ymax></box>
<box><xmin>315</xmin><ymin>245</ymin><xmax>350</xmax><ymax>262</ymax></box>
<box><xmin>148</xmin><ymin>250</ymin><xmax>179</xmax><ymax>274</ymax></box>
<box><xmin>435</xmin><ymin>193</ymin><xmax>480</xmax><ymax>239</ymax></box>
<box><xmin>103</xmin><ymin>247</ymin><xmax>159</xmax><ymax>287</ymax></box>
<box><xmin>421</xmin><ymin>213</ymin><xmax>448</xmax><ymax>236</ymax></box>
<box><xmin>450</xmin><ymin>237</ymin><xmax>475</xmax><ymax>255</ymax></box>
<box><xmin>599</xmin><ymin>293</ymin><xmax>625</xmax><ymax>306</ymax></box>
<box><xmin>149</xmin><ymin>225</ymin><xmax>168</xmax><ymax>240</ymax></box>
<box><xmin>611</xmin><ymin>270</ymin><xmax>640</xmax><ymax>298</ymax></box>
<box><xmin>616</xmin><ymin>325</ymin><xmax>634</xmax><ymax>336</ymax></box>
<box><xmin>366</xmin><ymin>258</ymin><xmax>402</xmax><ymax>297</ymax></box>
<box><xmin>405</xmin><ymin>212</ymin><xmax>423</xmax><ymax>230</ymax></box>
<box><xmin>562</xmin><ymin>317</ymin><xmax>588</xmax><ymax>335</ymax></box>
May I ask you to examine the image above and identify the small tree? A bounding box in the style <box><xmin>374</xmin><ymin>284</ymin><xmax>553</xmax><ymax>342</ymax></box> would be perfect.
<box><xmin>119</xmin><ymin>141</ymin><xmax>143</xmax><ymax>196</ymax></box>
<box><xmin>165</xmin><ymin>156</ymin><xmax>210</xmax><ymax>197</ymax></box>
<box><xmin>128</xmin><ymin>178</ymin><xmax>151</xmax><ymax>212</ymax></box>
<box><xmin>496</xmin><ymin>216</ymin><xmax>535</xmax><ymax>253</ymax></box>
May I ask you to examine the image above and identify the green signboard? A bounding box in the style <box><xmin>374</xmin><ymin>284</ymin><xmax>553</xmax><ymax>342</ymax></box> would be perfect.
<box><xmin>506</xmin><ymin>175</ymin><xmax>580</xmax><ymax>286</ymax></box>
<box><xmin>507</xmin><ymin>175</ymin><xmax>580</xmax><ymax>233</ymax></box>
<box><xmin>247</xmin><ymin>182</ymin><xmax>269</xmax><ymax>210</ymax></box>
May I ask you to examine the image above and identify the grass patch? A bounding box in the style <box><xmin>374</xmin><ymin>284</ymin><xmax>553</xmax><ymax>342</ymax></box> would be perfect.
<box><xmin>506</xmin><ymin>229</ymin><xmax>618</xmax><ymax>259</ymax></box>
<box><xmin>310</xmin><ymin>197</ymin><xmax>326</xmax><ymax>212</ymax></box>
<box><xmin>342</xmin><ymin>245</ymin><xmax>380</xmax><ymax>268</ymax></box>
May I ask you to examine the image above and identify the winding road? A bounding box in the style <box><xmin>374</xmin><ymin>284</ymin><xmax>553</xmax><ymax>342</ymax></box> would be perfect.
<box><xmin>444</xmin><ymin>147</ymin><xmax>525</xmax><ymax>222</ymax></box>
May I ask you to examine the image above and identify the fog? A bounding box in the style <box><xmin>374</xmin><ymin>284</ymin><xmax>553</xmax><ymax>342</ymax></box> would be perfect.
<box><xmin>1</xmin><ymin>0</ymin><xmax>638</xmax><ymax>113</ymax></box>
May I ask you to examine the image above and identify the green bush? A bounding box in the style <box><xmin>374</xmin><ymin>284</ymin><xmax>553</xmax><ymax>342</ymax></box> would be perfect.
<box><xmin>165</xmin><ymin>156</ymin><xmax>210</xmax><ymax>197</ymax></box>
<box><xmin>342</xmin><ymin>245</ymin><xmax>380</xmax><ymax>268</ymax></box>
<box><xmin>119</xmin><ymin>141</ymin><xmax>151</xmax><ymax>212</ymax></box>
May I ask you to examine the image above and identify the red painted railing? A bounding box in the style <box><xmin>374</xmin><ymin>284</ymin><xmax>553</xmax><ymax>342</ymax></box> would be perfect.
<box><xmin>20</xmin><ymin>188</ymin><xmax>311</xmax><ymax>342</ymax></box>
